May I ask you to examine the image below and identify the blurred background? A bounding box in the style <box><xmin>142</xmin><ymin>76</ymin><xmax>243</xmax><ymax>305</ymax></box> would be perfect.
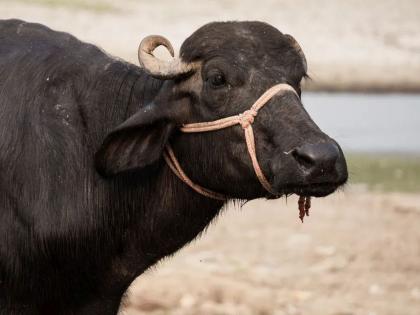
<box><xmin>2</xmin><ymin>0</ymin><xmax>419</xmax><ymax>314</ymax></box>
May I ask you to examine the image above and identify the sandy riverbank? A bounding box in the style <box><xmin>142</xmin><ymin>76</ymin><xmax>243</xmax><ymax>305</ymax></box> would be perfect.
<box><xmin>121</xmin><ymin>189</ymin><xmax>420</xmax><ymax>315</ymax></box>
<box><xmin>1</xmin><ymin>0</ymin><xmax>419</xmax><ymax>92</ymax></box>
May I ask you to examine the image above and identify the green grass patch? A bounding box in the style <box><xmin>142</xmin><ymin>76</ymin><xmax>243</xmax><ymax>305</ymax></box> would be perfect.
<box><xmin>12</xmin><ymin>0</ymin><xmax>116</xmax><ymax>12</ymax></box>
<box><xmin>347</xmin><ymin>153</ymin><xmax>420</xmax><ymax>193</ymax></box>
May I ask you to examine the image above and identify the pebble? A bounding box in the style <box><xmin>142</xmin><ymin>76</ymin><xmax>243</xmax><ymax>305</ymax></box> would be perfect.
<box><xmin>179</xmin><ymin>294</ymin><xmax>196</xmax><ymax>308</ymax></box>
<box><xmin>286</xmin><ymin>234</ymin><xmax>312</xmax><ymax>248</ymax></box>
<box><xmin>314</xmin><ymin>245</ymin><xmax>336</xmax><ymax>256</ymax></box>
<box><xmin>410</xmin><ymin>287</ymin><xmax>420</xmax><ymax>300</ymax></box>
<box><xmin>368</xmin><ymin>284</ymin><xmax>384</xmax><ymax>295</ymax></box>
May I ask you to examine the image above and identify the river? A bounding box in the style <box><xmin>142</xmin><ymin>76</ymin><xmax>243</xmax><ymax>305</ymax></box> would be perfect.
<box><xmin>303</xmin><ymin>93</ymin><xmax>420</xmax><ymax>153</ymax></box>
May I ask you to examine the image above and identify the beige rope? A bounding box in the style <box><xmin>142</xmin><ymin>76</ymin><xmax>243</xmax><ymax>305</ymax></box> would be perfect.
<box><xmin>179</xmin><ymin>84</ymin><xmax>297</xmax><ymax>133</ymax></box>
<box><xmin>243</xmin><ymin>125</ymin><xmax>276</xmax><ymax>195</ymax></box>
<box><xmin>163</xmin><ymin>83</ymin><xmax>306</xmax><ymax>203</ymax></box>
<box><xmin>163</xmin><ymin>145</ymin><xmax>227</xmax><ymax>200</ymax></box>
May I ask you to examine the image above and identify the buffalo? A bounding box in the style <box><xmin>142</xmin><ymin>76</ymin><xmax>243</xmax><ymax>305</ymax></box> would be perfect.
<box><xmin>0</xmin><ymin>19</ymin><xmax>347</xmax><ymax>314</ymax></box>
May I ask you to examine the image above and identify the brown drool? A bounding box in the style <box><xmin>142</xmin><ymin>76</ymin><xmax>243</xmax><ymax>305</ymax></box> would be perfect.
<box><xmin>298</xmin><ymin>196</ymin><xmax>311</xmax><ymax>222</ymax></box>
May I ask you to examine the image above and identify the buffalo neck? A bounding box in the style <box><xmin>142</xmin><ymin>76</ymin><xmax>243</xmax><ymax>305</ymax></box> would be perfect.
<box><xmin>93</xmin><ymin>61</ymin><xmax>225</xmax><ymax>284</ymax></box>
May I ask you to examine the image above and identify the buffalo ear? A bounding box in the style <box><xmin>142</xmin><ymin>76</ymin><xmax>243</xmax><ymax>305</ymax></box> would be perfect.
<box><xmin>95</xmin><ymin>105</ymin><xmax>175</xmax><ymax>177</ymax></box>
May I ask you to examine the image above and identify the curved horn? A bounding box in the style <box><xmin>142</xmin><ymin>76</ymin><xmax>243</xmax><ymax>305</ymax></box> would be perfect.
<box><xmin>285</xmin><ymin>34</ymin><xmax>308</xmax><ymax>73</ymax></box>
<box><xmin>138</xmin><ymin>35</ymin><xmax>193</xmax><ymax>79</ymax></box>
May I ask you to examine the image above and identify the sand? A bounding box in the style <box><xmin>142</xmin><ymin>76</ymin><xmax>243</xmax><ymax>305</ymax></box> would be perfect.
<box><xmin>121</xmin><ymin>189</ymin><xmax>420</xmax><ymax>315</ymax></box>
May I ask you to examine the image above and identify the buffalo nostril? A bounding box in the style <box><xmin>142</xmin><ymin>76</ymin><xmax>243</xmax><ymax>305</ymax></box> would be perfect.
<box><xmin>292</xmin><ymin>142</ymin><xmax>340</xmax><ymax>175</ymax></box>
<box><xmin>292</xmin><ymin>148</ymin><xmax>316</xmax><ymax>169</ymax></box>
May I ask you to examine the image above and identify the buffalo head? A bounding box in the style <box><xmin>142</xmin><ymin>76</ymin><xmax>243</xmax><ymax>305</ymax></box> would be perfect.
<box><xmin>97</xmin><ymin>21</ymin><xmax>348</xmax><ymax>201</ymax></box>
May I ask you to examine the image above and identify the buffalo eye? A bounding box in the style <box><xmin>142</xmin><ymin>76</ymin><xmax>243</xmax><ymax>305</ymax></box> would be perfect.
<box><xmin>207</xmin><ymin>71</ymin><xmax>226</xmax><ymax>89</ymax></box>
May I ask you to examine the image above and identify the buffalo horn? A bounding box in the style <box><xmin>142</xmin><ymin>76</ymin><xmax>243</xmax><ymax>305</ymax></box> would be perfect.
<box><xmin>138</xmin><ymin>35</ymin><xmax>193</xmax><ymax>79</ymax></box>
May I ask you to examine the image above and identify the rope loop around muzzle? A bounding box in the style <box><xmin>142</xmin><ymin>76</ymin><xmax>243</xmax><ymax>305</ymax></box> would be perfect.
<box><xmin>163</xmin><ymin>83</ymin><xmax>299</xmax><ymax>200</ymax></box>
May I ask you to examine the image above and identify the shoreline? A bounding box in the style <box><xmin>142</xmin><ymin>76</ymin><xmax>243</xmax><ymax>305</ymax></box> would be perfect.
<box><xmin>303</xmin><ymin>83</ymin><xmax>420</xmax><ymax>94</ymax></box>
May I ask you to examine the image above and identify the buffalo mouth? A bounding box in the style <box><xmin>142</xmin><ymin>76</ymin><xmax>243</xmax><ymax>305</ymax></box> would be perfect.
<box><xmin>289</xmin><ymin>182</ymin><xmax>344</xmax><ymax>197</ymax></box>
<box><xmin>269</xmin><ymin>180</ymin><xmax>346</xmax><ymax>199</ymax></box>
<box><xmin>267</xmin><ymin>180</ymin><xmax>346</xmax><ymax>221</ymax></box>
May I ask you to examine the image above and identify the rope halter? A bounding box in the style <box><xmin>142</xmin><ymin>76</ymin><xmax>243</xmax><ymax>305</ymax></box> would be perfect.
<box><xmin>163</xmin><ymin>83</ymin><xmax>311</xmax><ymax>220</ymax></box>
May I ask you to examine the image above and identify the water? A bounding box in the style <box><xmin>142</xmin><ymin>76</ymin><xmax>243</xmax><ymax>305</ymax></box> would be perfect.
<box><xmin>302</xmin><ymin>93</ymin><xmax>420</xmax><ymax>153</ymax></box>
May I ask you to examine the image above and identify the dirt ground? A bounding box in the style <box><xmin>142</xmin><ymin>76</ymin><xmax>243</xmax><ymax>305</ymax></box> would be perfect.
<box><xmin>120</xmin><ymin>187</ymin><xmax>420</xmax><ymax>315</ymax></box>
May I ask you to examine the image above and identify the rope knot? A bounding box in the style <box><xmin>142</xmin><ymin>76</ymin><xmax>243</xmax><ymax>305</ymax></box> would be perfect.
<box><xmin>239</xmin><ymin>109</ymin><xmax>258</xmax><ymax>129</ymax></box>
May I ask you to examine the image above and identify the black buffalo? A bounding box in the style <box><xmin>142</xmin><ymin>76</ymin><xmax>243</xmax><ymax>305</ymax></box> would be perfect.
<box><xmin>0</xmin><ymin>19</ymin><xmax>347</xmax><ymax>314</ymax></box>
